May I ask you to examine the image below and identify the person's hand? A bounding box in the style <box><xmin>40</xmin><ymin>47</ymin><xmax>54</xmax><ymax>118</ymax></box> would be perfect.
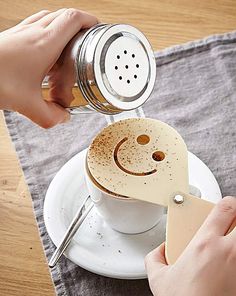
<box><xmin>0</xmin><ymin>9</ymin><xmax>98</xmax><ymax>128</ymax></box>
<box><xmin>145</xmin><ymin>196</ymin><xmax>236</xmax><ymax>296</ymax></box>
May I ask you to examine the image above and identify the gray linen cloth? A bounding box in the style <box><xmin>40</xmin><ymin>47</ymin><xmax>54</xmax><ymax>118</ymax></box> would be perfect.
<box><xmin>4</xmin><ymin>30</ymin><xmax>236</xmax><ymax>295</ymax></box>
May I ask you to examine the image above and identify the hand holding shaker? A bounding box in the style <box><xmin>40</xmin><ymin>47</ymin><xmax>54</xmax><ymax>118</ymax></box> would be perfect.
<box><xmin>42</xmin><ymin>24</ymin><xmax>156</xmax><ymax>114</ymax></box>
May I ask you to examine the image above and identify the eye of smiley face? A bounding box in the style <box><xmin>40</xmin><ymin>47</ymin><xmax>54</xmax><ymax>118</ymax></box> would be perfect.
<box><xmin>113</xmin><ymin>134</ymin><xmax>165</xmax><ymax>176</ymax></box>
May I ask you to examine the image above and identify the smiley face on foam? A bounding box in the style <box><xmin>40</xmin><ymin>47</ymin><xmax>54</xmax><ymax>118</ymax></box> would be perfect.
<box><xmin>113</xmin><ymin>134</ymin><xmax>160</xmax><ymax>176</ymax></box>
<box><xmin>87</xmin><ymin>118</ymin><xmax>189</xmax><ymax>206</ymax></box>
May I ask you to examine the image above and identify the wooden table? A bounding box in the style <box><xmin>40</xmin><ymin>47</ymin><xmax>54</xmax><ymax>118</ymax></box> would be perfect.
<box><xmin>0</xmin><ymin>1</ymin><xmax>235</xmax><ymax>295</ymax></box>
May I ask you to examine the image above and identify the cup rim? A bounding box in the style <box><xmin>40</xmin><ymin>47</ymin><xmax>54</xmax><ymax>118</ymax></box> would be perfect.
<box><xmin>85</xmin><ymin>156</ymin><xmax>135</xmax><ymax>202</ymax></box>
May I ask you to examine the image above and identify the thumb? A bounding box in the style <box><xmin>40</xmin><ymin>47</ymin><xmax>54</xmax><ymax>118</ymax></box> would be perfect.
<box><xmin>18</xmin><ymin>97</ymin><xmax>70</xmax><ymax>128</ymax></box>
<box><xmin>145</xmin><ymin>243</ymin><xmax>168</xmax><ymax>276</ymax></box>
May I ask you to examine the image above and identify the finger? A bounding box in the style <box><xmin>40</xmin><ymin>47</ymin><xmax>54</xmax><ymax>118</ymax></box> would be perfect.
<box><xmin>18</xmin><ymin>97</ymin><xmax>70</xmax><ymax>128</ymax></box>
<box><xmin>225</xmin><ymin>217</ymin><xmax>236</xmax><ymax>238</ymax></box>
<box><xmin>196</xmin><ymin>196</ymin><xmax>236</xmax><ymax>237</ymax></box>
<box><xmin>145</xmin><ymin>243</ymin><xmax>168</xmax><ymax>276</ymax></box>
<box><xmin>0</xmin><ymin>10</ymin><xmax>50</xmax><ymax>36</ymax></box>
<box><xmin>47</xmin><ymin>58</ymin><xmax>76</xmax><ymax>107</ymax></box>
<box><xmin>46</xmin><ymin>8</ymin><xmax>98</xmax><ymax>46</ymax></box>
<box><xmin>48</xmin><ymin>84</ymin><xmax>75</xmax><ymax>107</ymax></box>
<box><xmin>35</xmin><ymin>8</ymin><xmax>68</xmax><ymax>27</ymax></box>
<box><xmin>19</xmin><ymin>10</ymin><xmax>51</xmax><ymax>25</ymax></box>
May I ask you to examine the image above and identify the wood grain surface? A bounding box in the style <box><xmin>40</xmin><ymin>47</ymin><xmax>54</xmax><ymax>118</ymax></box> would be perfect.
<box><xmin>0</xmin><ymin>1</ymin><xmax>235</xmax><ymax>295</ymax></box>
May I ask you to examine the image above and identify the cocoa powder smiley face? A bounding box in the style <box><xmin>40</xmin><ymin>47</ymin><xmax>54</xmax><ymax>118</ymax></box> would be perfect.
<box><xmin>113</xmin><ymin>134</ymin><xmax>166</xmax><ymax>176</ymax></box>
<box><xmin>87</xmin><ymin>118</ymin><xmax>188</xmax><ymax>205</ymax></box>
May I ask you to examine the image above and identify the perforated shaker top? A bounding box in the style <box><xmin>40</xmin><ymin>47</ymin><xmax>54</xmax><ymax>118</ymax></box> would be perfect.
<box><xmin>93</xmin><ymin>24</ymin><xmax>156</xmax><ymax>111</ymax></box>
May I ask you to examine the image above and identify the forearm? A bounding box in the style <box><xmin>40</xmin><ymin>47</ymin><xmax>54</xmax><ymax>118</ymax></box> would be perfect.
<box><xmin>0</xmin><ymin>45</ymin><xmax>9</xmax><ymax>109</ymax></box>
<box><xmin>0</xmin><ymin>41</ymin><xmax>17</xmax><ymax>110</ymax></box>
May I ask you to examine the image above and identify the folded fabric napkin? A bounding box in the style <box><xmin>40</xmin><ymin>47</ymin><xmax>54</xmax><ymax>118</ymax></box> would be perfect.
<box><xmin>4</xmin><ymin>30</ymin><xmax>236</xmax><ymax>295</ymax></box>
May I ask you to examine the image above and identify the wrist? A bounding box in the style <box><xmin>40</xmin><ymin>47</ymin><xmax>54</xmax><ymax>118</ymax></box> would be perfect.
<box><xmin>0</xmin><ymin>45</ymin><xmax>13</xmax><ymax>110</ymax></box>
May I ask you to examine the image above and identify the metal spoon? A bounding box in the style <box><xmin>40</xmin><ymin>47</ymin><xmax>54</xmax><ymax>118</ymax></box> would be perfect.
<box><xmin>49</xmin><ymin>195</ymin><xmax>93</xmax><ymax>268</ymax></box>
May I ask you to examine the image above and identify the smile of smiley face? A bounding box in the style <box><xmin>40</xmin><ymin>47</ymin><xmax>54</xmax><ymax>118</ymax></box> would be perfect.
<box><xmin>113</xmin><ymin>135</ymin><xmax>165</xmax><ymax>176</ymax></box>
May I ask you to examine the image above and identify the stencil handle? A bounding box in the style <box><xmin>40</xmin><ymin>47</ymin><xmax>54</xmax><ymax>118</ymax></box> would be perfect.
<box><xmin>166</xmin><ymin>194</ymin><xmax>236</xmax><ymax>264</ymax></box>
<box><xmin>165</xmin><ymin>193</ymin><xmax>214</xmax><ymax>264</ymax></box>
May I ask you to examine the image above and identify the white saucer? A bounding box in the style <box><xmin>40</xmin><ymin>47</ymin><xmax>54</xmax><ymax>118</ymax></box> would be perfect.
<box><xmin>44</xmin><ymin>149</ymin><xmax>222</xmax><ymax>279</ymax></box>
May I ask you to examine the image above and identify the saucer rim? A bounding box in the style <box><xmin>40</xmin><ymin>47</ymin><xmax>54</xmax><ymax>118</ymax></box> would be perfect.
<box><xmin>44</xmin><ymin>148</ymin><xmax>222</xmax><ymax>279</ymax></box>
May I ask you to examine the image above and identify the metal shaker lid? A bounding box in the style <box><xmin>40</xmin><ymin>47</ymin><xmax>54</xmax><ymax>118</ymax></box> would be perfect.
<box><xmin>77</xmin><ymin>24</ymin><xmax>156</xmax><ymax>113</ymax></box>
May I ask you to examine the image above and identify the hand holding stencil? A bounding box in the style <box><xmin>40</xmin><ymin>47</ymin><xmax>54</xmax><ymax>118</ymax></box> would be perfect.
<box><xmin>87</xmin><ymin>118</ymin><xmax>235</xmax><ymax>264</ymax></box>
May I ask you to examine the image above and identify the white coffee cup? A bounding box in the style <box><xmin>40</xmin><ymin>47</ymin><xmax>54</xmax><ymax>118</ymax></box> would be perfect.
<box><xmin>85</xmin><ymin>158</ymin><xmax>165</xmax><ymax>234</ymax></box>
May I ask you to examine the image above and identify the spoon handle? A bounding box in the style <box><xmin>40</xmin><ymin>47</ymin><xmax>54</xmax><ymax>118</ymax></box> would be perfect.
<box><xmin>49</xmin><ymin>196</ymin><xmax>93</xmax><ymax>268</ymax></box>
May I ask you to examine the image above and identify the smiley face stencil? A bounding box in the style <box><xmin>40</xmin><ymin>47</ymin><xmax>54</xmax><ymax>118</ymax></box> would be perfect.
<box><xmin>87</xmin><ymin>118</ymin><xmax>189</xmax><ymax>206</ymax></box>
